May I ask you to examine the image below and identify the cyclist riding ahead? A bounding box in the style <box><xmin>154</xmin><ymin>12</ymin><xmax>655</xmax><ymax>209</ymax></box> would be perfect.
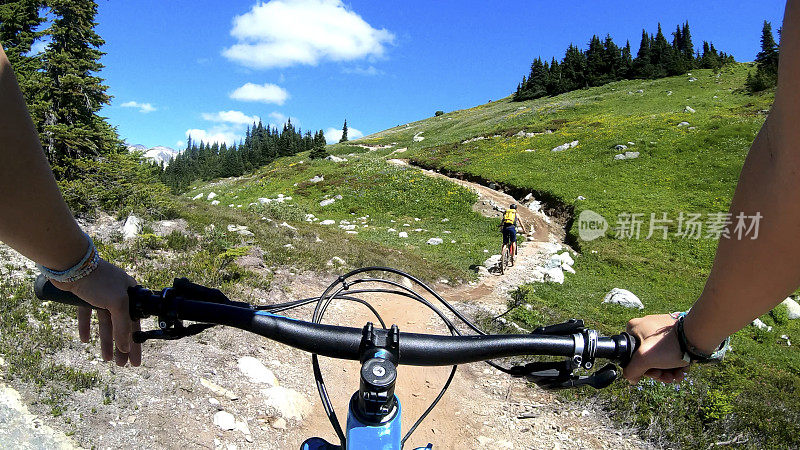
<box><xmin>501</xmin><ymin>204</ymin><xmax>526</xmax><ymax>266</ymax></box>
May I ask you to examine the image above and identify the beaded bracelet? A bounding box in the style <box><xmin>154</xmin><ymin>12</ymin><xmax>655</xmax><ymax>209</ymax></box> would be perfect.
<box><xmin>36</xmin><ymin>233</ymin><xmax>101</xmax><ymax>283</ymax></box>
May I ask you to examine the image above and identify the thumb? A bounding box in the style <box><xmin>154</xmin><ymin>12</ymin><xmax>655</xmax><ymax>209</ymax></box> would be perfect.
<box><xmin>622</xmin><ymin>353</ymin><xmax>649</xmax><ymax>385</ymax></box>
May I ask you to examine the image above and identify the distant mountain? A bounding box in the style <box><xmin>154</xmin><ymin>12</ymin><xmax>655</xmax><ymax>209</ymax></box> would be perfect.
<box><xmin>127</xmin><ymin>144</ymin><xmax>182</xmax><ymax>166</ymax></box>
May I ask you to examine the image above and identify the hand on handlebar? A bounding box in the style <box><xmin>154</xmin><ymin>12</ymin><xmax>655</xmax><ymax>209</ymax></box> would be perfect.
<box><xmin>622</xmin><ymin>314</ymin><xmax>688</xmax><ymax>384</ymax></box>
<box><xmin>52</xmin><ymin>259</ymin><xmax>141</xmax><ymax>367</ymax></box>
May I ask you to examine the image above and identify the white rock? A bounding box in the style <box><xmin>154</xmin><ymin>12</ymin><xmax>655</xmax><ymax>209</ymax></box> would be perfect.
<box><xmin>238</xmin><ymin>357</ymin><xmax>278</xmax><ymax>387</ymax></box>
<box><xmin>614</xmin><ymin>144</ymin><xmax>628</xmax><ymax>150</ymax></box>
<box><xmin>577</xmin><ymin>196</ymin><xmax>586</xmax><ymax>201</ymax></box>
<box><xmin>192</xmin><ymin>193</ymin><xmax>204</xmax><ymax>200</ymax></box>
<box><xmin>326</xmin><ymin>155</ymin><xmax>348</xmax><ymax>162</ymax></box>
<box><xmin>280</xmin><ymin>222</ymin><xmax>297</xmax><ymax>231</ymax></box>
<box><xmin>213</xmin><ymin>411</ymin><xmax>236</xmax><ymax>431</ymax></box>
<box><xmin>562</xmin><ymin>264</ymin><xmax>576</xmax><ymax>274</ymax></box>
<box><xmin>752</xmin><ymin>318</ymin><xmax>772</xmax><ymax>331</ymax></box>
<box><xmin>207</xmin><ymin>192</ymin><xmax>217</xmax><ymax>200</ymax></box>
<box><xmin>543</xmin><ymin>267</ymin><xmax>564</xmax><ymax>284</ymax></box>
<box><xmin>327</xmin><ymin>256</ymin><xmax>346</xmax><ymax>267</ymax></box>
<box><xmin>261</xmin><ymin>386</ymin><xmax>312</xmax><ymax>421</ymax></box>
<box><xmin>602</xmin><ymin>288</ymin><xmax>644</xmax><ymax>309</ymax></box>
<box><xmin>684</xmin><ymin>106</ymin><xmax>696</xmax><ymax>113</ymax></box>
<box><xmin>557</xmin><ymin>252</ymin><xmax>574</xmax><ymax>266</ymax></box>
<box><xmin>627</xmin><ymin>141</ymin><xmax>635</xmax><ymax>146</ymax></box>
<box><xmin>227</xmin><ymin>224</ymin><xmax>248</xmax><ymax>233</ymax></box>
<box><xmin>258</xmin><ymin>197</ymin><xmax>272</xmax><ymax>204</ymax></box>
<box><xmin>387</xmin><ymin>228</ymin><xmax>396</xmax><ymax>232</ymax></box>
<box><xmin>339</xmin><ymin>224</ymin><xmax>357</xmax><ymax>230</ymax></box>
<box><xmin>309</xmin><ymin>175</ymin><xmax>324</xmax><ymax>183</ymax></box>
<box><xmin>320</xmin><ymin>219</ymin><xmax>335</xmax><ymax>225</ymax></box>
<box><xmin>398</xmin><ymin>232</ymin><xmax>408</xmax><ymax>238</ymax></box>
<box><xmin>427</xmin><ymin>238</ymin><xmax>444</xmax><ymax>245</ymax></box>
<box><xmin>413</xmin><ymin>132</ymin><xmax>425</xmax><ymax>142</ymax></box>
<box><xmin>688</xmin><ymin>77</ymin><xmax>697</xmax><ymax>82</ymax></box>
<box><xmin>781</xmin><ymin>297</ymin><xmax>800</xmax><ymax>319</ymax></box>
<box><xmin>441</xmin><ymin>218</ymin><xmax>450</xmax><ymax>222</ymax></box>
<box><xmin>523</xmin><ymin>193</ymin><xmax>533</xmax><ymax>201</ymax></box>
<box><xmin>271</xmin><ymin>417</ymin><xmax>287</xmax><ymax>429</ymax></box>
<box><xmin>677</xmin><ymin>122</ymin><xmax>690</xmax><ymax>127</ymax></box>
<box><xmin>122</xmin><ymin>215</ymin><xmax>142</xmax><ymax>240</ymax></box>
<box><xmin>345</xmin><ymin>230</ymin><xmax>358</xmax><ymax>235</ymax></box>
<box><xmin>614</xmin><ymin>151</ymin><xmax>640</xmax><ymax>160</ymax></box>
<box><xmin>551</xmin><ymin>140</ymin><xmax>579</xmax><ymax>152</ymax></box>
<box><xmin>484</xmin><ymin>254</ymin><xmax>501</xmax><ymax>270</ymax></box>
<box><xmin>335</xmin><ymin>194</ymin><xmax>343</xmax><ymax>200</ymax></box>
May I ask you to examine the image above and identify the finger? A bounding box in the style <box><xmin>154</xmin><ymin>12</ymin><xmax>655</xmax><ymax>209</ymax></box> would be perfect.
<box><xmin>98</xmin><ymin>309</ymin><xmax>114</xmax><ymax>361</ymax></box>
<box><xmin>114</xmin><ymin>347</ymin><xmax>128</xmax><ymax>367</ymax></box>
<box><xmin>78</xmin><ymin>306</ymin><xmax>91</xmax><ymax>343</ymax></box>
<box><xmin>110</xmin><ymin>307</ymin><xmax>132</xmax><ymax>354</ymax></box>
<box><xmin>129</xmin><ymin>320</ymin><xmax>142</xmax><ymax>367</ymax></box>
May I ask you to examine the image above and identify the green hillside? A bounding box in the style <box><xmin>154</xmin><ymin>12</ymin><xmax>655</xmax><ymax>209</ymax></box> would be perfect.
<box><xmin>340</xmin><ymin>64</ymin><xmax>794</xmax><ymax>447</ymax></box>
<box><xmin>182</xmin><ymin>64</ymin><xmax>794</xmax><ymax>447</ymax></box>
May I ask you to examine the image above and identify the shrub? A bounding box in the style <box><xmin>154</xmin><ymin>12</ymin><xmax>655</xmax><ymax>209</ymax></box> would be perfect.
<box><xmin>434</xmin><ymin>110</ymin><xmax>444</xmax><ymax>117</ymax></box>
<box><xmin>771</xmin><ymin>304</ymin><xmax>790</xmax><ymax>326</ymax></box>
<box><xmin>702</xmin><ymin>389</ymin><xmax>735</xmax><ymax>422</ymax></box>
<box><xmin>58</xmin><ymin>152</ymin><xmax>177</xmax><ymax>219</ymax></box>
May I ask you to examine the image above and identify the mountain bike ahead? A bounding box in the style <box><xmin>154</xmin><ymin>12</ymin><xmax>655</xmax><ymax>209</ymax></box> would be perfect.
<box><xmin>35</xmin><ymin>267</ymin><xmax>638</xmax><ymax>450</ymax></box>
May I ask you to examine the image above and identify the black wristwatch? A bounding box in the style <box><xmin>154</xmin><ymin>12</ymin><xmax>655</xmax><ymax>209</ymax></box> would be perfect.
<box><xmin>675</xmin><ymin>315</ymin><xmax>729</xmax><ymax>363</ymax></box>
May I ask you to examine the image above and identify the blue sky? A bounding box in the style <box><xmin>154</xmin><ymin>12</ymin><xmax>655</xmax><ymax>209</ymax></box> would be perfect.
<box><xmin>90</xmin><ymin>1</ymin><xmax>786</xmax><ymax>149</ymax></box>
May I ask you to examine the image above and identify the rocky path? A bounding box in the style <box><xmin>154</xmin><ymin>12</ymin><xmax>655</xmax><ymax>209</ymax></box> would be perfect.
<box><xmin>0</xmin><ymin>159</ymin><xmax>652</xmax><ymax>449</ymax></box>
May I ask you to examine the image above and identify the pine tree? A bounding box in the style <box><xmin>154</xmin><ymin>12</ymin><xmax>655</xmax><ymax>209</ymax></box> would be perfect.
<box><xmin>632</xmin><ymin>30</ymin><xmax>654</xmax><ymax>78</ymax></box>
<box><xmin>561</xmin><ymin>44</ymin><xmax>587</xmax><ymax>90</ymax></box>
<box><xmin>339</xmin><ymin>119</ymin><xmax>348</xmax><ymax>143</ymax></box>
<box><xmin>41</xmin><ymin>0</ymin><xmax>118</xmax><ymax>170</ymax></box>
<box><xmin>309</xmin><ymin>130</ymin><xmax>328</xmax><ymax>159</ymax></box>
<box><xmin>621</xmin><ymin>40</ymin><xmax>633</xmax><ymax>78</ymax></box>
<box><xmin>585</xmin><ymin>35</ymin><xmax>606</xmax><ymax>86</ymax></box>
<box><xmin>0</xmin><ymin>0</ymin><xmax>44</xmax><ymax>87</ymax></box>
<box><xmin>756</xmin><ymin>20</ymin><xmax>779</xmax><ymax>77</ymax></box>
<box><xmin>681</xmin><ymin>22</ymin><xmax>695</xmax><ymax>68</ymax></box>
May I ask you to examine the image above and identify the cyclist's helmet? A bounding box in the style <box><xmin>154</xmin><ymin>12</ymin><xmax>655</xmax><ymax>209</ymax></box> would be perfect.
<box><xmin>509</xmin><ymin>204</ymin><xmax>517</xmax><ymax>209</ymax></box>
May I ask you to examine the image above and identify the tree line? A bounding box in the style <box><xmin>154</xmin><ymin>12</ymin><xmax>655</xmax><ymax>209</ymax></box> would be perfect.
<box><xmin>514</xmin><ymin>22</ymin><xmax>734</xmax><ymax>101</ymax></box>
<box><xmin>160</xmin><ymin>120</ymin><xmax>327</xmax><ymax>193</ymax></box>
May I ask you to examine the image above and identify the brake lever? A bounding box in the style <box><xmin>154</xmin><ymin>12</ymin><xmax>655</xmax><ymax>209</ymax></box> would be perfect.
<box><xmin>534</xmin><ymin>364</ymin><xmax>619</xmax><ymax>390</ymax></box>
<box><xmin>133</xmin><ymin>323</ymin><xmax>216</xmax><ymax>344</ymax></box>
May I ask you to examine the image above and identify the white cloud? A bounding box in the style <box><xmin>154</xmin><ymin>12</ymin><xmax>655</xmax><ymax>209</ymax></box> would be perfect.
<box><xmin>121</xmin><ymin>101</ymin><xmax>156</xmax><ymax>113</ymax></box>
<box><xmin>325</xmin><ymin>126</ymin><xmax>362</xmax><ymax>144</ymax></box>
<box><xmin>230</xmin><ymin>82</ymin><xmax>289</xmax><ymax>105</ymax></box>
<box><xmin>222</xmin><ymin>0</ymin><xmax>394</xmax><ymax>69</ymax></box>
<box><xmin>342</xmin><ymin>65</ymin><xmax>382</xmax><ymax>76</ymax></box>
<box><xmin>201</xmin><ymin>110</ymin><xmax>260</xmax><ymax>126</ymax></box>
<box><xmin>185</xmin><ymin>128</ymin><xmax>241</xmax><ymax>146</ymax></box>
<box><xmin>186</xmin><ymin>110</ymin><xmax>261</xmax><ymax>146</ymax></box>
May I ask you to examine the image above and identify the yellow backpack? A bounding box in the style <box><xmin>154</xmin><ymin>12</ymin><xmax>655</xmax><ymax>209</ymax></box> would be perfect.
<box><xmin>502</xmin><ymin>209</ymin><xmax>516</xmax><ymax>225</ymax></box>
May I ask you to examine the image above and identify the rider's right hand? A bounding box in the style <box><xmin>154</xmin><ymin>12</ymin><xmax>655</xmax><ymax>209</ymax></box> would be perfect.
<box><xmin>622</xmin><ymin>314</ymin><xmax>689</xmax><ymax>384</ymax></box>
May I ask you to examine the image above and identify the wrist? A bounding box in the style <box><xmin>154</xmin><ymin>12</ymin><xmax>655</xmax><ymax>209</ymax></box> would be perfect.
<box><xmin>683</xmin><ymin>313</ymin><xmax>726</xmax><ymax>355</ymax></box>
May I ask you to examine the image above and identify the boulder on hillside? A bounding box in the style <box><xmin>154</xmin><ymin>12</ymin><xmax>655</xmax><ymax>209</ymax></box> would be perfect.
<box><xmin>614</xmin><ymin>144</ymin><xmax>628</xmax><ymax>151</ymax></box>
<box><xmin>207</xmin><ymin>192</ymin><xmax>217</xmax><ymax>200</ymax></box>
<box><xmin>677</xmin><ymin>122</ymin><xmax>690</xmax><ymax>127</ymax></box>
<box><xmin>261</xmin><ymin>386</ymin><xmax>312</xmax><ymax>421</ymax></box>
<box><xmin>684</xmin><ymin>106</ymin><xmax>696</xmax><ymax>113</ymax></box>
<box><xmin>151</xmin><ymin>218</ymin><xmax>189</xmax><ymax>237</ymax></box>
<box><xmin>326</xmin><ymin>155</ymin><xmax>347</xmax><ymax>162</ymax></box>
<box><xmin>614</xmin><ymin>151</ymin><xmax>640</xmax><ymax>161</ymax></box>
<box><xmin>192</xmin><ymin>193</ymin><xmax>203</xmax><ymax>200</ymax></box>
<box><xmin>752</xmin><ymin>318</ymin><xmax>772</xmax><ymax>331</ymax></box>
<box><xmin>426</xmin><ymin>237</ymin><xmax>444</xmax><ymax>245</ymax></box>
<box><xmin>122</xmin><ymin>215</ymin><xmax>142</xmax><ymax>240</ymax></box>
<box><xmin>551</xmin><ymin>140</ymin><xmax>579</xmax><ymax>152</ymax></box>
<box><xmin>781</xmin><ymin>297</ymin><xmax>800</xmax><ymax>319</ymax></box>
<box><xmin>602</xmin><ymin>288</ymin><xmax>644</xmax><ymax>309</ymax></box>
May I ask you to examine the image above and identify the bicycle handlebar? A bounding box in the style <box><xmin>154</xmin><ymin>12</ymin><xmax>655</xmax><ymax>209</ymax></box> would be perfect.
<box><xmin>34</xmin><ymin>275</ymin><xmax>638</xmax><ymax>368</ymax></box>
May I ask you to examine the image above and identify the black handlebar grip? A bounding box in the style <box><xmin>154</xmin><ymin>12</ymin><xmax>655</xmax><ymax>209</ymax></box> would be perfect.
<box><xmin>34</xmin><ymin>274</ymin><xmax>95</xmax><ymax>309</ymax></box>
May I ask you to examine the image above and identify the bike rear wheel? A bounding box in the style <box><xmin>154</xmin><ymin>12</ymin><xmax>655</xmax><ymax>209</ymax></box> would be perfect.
<box><xmin>500</xmin><ymin>245</ymin><xmax>509</xmax><ymax>274</ymax></box>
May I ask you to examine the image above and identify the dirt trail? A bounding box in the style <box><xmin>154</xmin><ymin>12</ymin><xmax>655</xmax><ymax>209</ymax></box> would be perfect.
<box><xmin>0</xmin><ymin>161</ymin><xmax>651</xmax><ymax>449</ymax></box>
